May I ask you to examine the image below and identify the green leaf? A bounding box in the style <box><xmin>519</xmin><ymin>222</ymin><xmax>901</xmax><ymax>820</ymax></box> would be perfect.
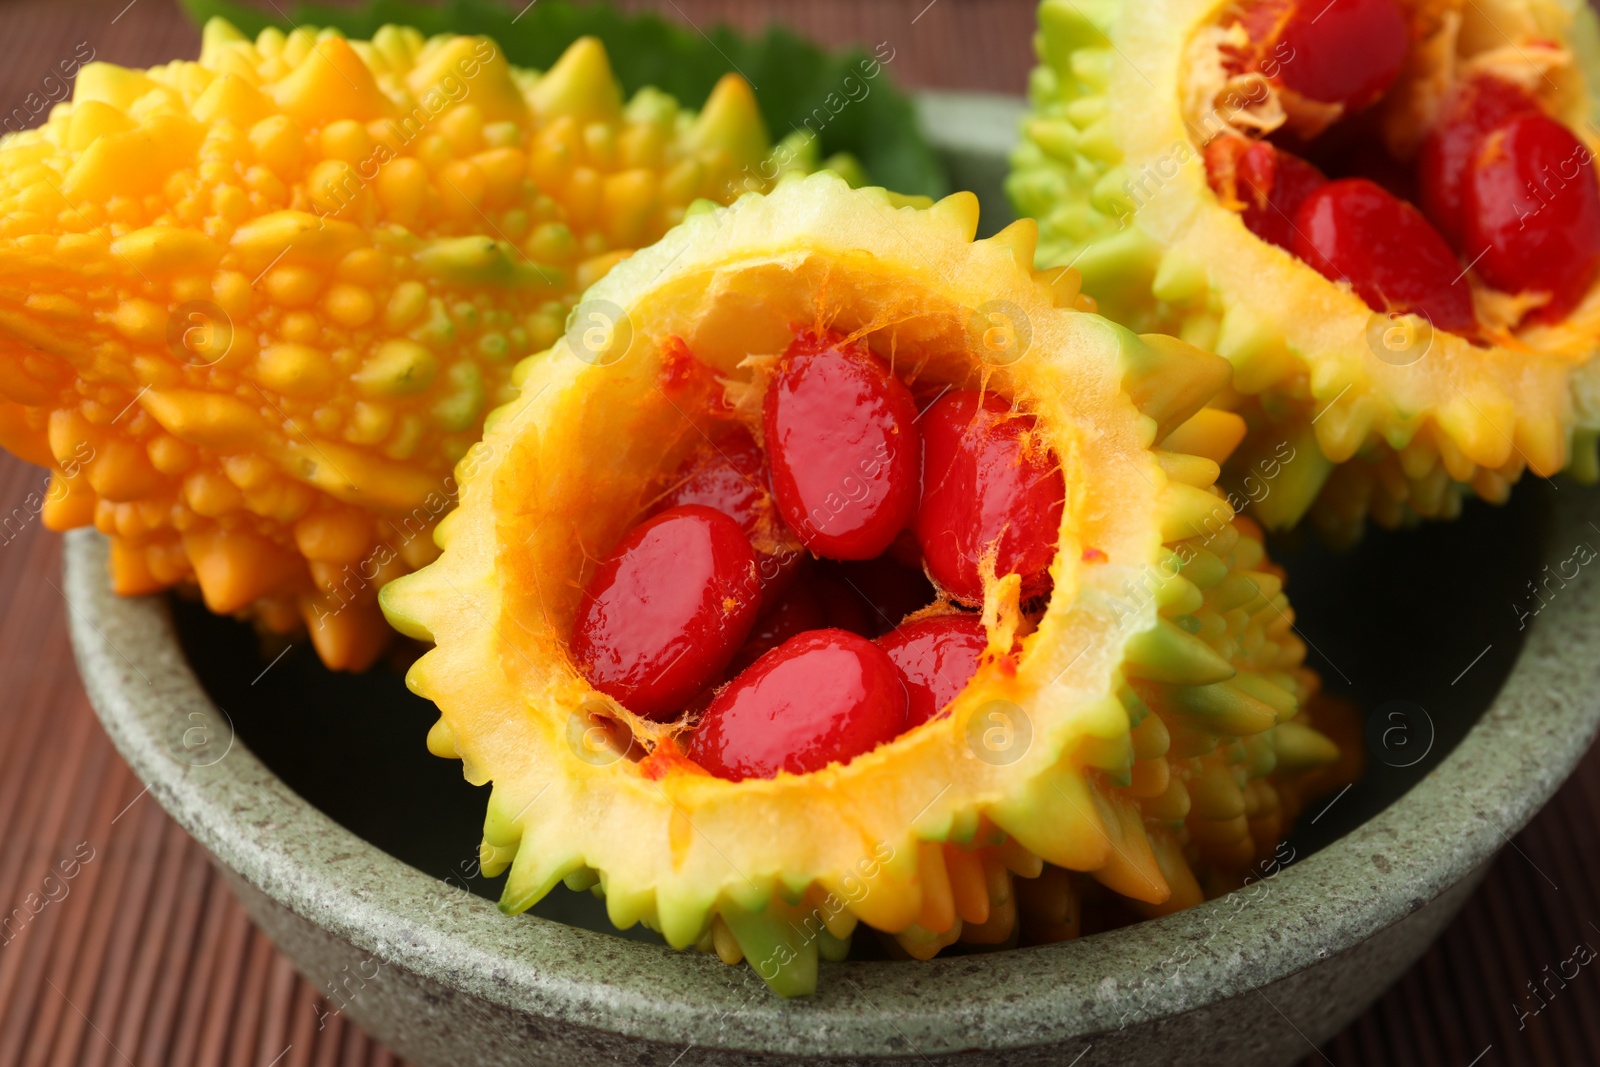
<box><xmin>178</xmin><ymin>0</ymin><xmax>946</xmax><ymax>197</ymax></box>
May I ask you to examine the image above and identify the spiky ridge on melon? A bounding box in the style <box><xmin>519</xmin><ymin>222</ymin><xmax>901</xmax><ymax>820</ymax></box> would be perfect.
<box><xmin>0</xmin><ymin>18</ymin><xmax>807</xmax><ymax>669</ymax></box>
<box><xmin>1009</xmin><ymin>0</ymin><xmax>1600</xmax><ymax>543</ymax></box>
<box><xmin>380</xmin><ymin>172</ymin><xmax>1339</xmax><ymax>994</ymax></box>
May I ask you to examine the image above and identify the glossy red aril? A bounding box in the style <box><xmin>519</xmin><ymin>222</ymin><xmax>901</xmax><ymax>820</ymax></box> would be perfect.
<box><xmin>687</xmin><ymin>629</ymin><xmax>909</xmax><ymax>780</ymax></box>
<box><xmin>763</xmin><ymin>331</ymin><xmax>920</xmax><ymax>560</ymax></box>
<box><xmin>570</xmin><ymin>505</ymin><xmax>760</xmax><ymax>720</ymax></box>
<box><xmin>727</xmin><ymin>582</ymin><xmax>825</xmax><ymax>673</ymax></box>
<box><xmin>1417</xmin><ymin>75</ymin><xmax>1541</xmax><ymax>247</ymax></box>
<box><xmin>655</xmin><ymin>427</ymin><xmax>768</xmax><ymax>533</ymax></box>
<box><xmin>1462</xmin><ymin>113</ymin><xmax>1600</xmax><ymax>322</ymax></box>
<box><xmin>1243</xmin><ymin>0</ymin><xmax>1408</xmax><ymax>111</ymax></box>
<box><xmin>915</xmin><ymin>391</ymin><xmax>1064</xmax><ymax>603</ymax></box>
<box><xmin>1204</xmin><ymin>138</ymin><xmax>1328</xmax><ymax>250</ymax></box>
<box><xmin>655</xmin><ymin>427</ymin><xmax>802</xmax><ymax>606</ymax></box>
<box><xmin>879</xmin><ymin>614</ymin><xmax>989</xmax><ymax>728</ymax></box>
<box><xmin>1293</xmin><ymin>179</ymin><xmax>1476</xmax><ymax>334</ymax></box>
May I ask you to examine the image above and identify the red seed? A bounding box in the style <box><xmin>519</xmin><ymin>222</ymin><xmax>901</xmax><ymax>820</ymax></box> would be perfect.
<box><xmin>1241</xmin><ymin>145</ymin><xmax>1328</xmax><ymax>250</ymax></box>
<box><xmin>914</xmin><ymin>391</ymin><xmax>1064</xmax><ymax>604</ymax></box>
<box><xmin>763</xmin><ymin>331</ymin><xmax>921</xmax><ymax>560</ymax></box>
<box><xmin>688</xmin><ymin>629</ymin><xmax>909</xmax><ymax>780</ymax></box>
<box><xmin>655</xmin><ymin>426</ymin><xmax>769</xmax><ymax>534</ymax></box>
<box><xmin>654</xmin><ymin>426</ymin><xmax>803</xmax><ymax>608</ymax></box>
<box><xmin>1205</xmin><ymin>138</ymin><xmax>1328</xmax><ymax>250</ymax></box>
<box><xmin>726</xmin><ymin>581</ymin><xmax>825</xmax><ymax>674</ymax></box>
<box><xmin>1417</xmin><ymin>75</ymin><xmax>1542</xmax><ymax>247</ymax></box>
<box><xmin>1292</xmin><ymin>178</ymin><xmax>1476</xmax><ymax>334</ymax></box>
<box><xmin>879</xmin><ymin>614</ymin><xmax>989</xmax><ymax>727</ymax></box>
<box><xmin>1275</xmin><ymin>0</ymin><xmax>1408</xmax><ymax>110</ymax></box>
<box><xmin>570</xmin><ymin>505</ymin><xmax>761</xmax><ymax>720</ymax></box>
<box><xmin>1461</xmin><ymin>113</ymin><xmax>1600</xmax><ymax>322</ymax></box>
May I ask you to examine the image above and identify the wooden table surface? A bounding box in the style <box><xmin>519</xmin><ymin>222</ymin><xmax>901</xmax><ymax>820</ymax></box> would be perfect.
<box><xmin>2</xmin><ymin>1</ymin><xmax>1599</xmax><ymax>1063</ymax></box>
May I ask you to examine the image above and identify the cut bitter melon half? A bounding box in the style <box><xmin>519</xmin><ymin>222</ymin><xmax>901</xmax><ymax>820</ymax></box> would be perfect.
<box><xmin>381</xmin><ymin>173</ymin><xmax>1344</xmax><ymax>994</ymax></box>
<box><xmin>1010</xmin><ymin>0</ymin><xmax>1600</xmax><ymax>543</ymax></box>
<box><xmin>0</xmin><ymin>18</ymin><xmax>810</xmax><ymax>669</ymax></box>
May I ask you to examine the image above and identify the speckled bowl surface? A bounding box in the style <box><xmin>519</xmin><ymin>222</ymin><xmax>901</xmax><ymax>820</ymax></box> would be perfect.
<box><xmin>64</xmin><ymin>93</ymin><xmax>1600</xmax><ymax>1067</ymax></box>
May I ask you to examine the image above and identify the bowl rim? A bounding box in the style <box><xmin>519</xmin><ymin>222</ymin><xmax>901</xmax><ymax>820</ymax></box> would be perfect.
<box><xmin>64</xmin><ymin>473</ymin><xmax>1600</xmax><ymax>1056</ymax></box>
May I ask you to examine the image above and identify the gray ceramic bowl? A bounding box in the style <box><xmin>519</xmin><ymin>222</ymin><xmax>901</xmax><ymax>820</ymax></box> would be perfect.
<box><xmin>64</xmin><ymin>93</ymin><xmax>1600</xmax><ymax>1067</ymax></box>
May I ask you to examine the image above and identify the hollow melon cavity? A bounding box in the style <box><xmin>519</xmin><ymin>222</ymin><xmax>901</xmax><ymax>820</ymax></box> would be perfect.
<box><xmin>1009</xmin><ymin>0</ymin><xmax>1600</xmax><ymax>543</ymax></box>
<box><xmin>381</xmin><ymin>172</ymin><xmax>1342</xmax><ymax>994</ymax></box>
<box><xmin>0</xmin><ymin>18</ymin><xmax>806</xmax><ymax>668</ymax></box>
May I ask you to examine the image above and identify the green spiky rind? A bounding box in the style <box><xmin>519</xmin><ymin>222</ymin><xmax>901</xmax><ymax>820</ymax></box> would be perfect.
<box><xmin>1110</xmin><ymin>507</ymin><xmax>1329</xmax><ymax>899</ymax></box>
<box><xmin>1006</xmin><ymin>0</ymin><xmax>1126</xmax><ymax>274</ymax></box>
<box><xmin>381</xmin><ymin>172</ymin><xmax>1334</xmax><ymax>994</ymax></box>
<box><xmin>1009</xmin><ymin>0</ymin><xmax>1600</xmax><ymax>533</ymax></box>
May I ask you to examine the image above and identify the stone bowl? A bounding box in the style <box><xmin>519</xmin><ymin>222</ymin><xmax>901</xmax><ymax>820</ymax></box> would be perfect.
<box><xmin>63</xmin><ymin>93</ymin><xmax>1600</xmax><ymax>1066</ymax></box>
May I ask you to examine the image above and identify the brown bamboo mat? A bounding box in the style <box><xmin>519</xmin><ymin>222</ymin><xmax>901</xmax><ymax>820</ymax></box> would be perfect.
<box><xmin>3</xmin><ymin>2</ymin><xmax>1600</xmax><ymax>1063</ymax></box>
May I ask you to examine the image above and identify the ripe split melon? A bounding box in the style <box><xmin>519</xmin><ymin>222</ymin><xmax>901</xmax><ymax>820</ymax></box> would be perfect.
<box><xmin>381</xmin><ymin>173</ymin><xmax>1343</xmax><ymax>994</ymax></box>
<box><xmin>1010</xmin><ymin>0</ymin><xmax>1600</xmax><ymax>542</ymax></box>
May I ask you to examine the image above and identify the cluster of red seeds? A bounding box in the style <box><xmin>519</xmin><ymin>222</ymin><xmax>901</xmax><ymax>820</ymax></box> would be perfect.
<box><xmin>1205</xmin><ymin>0</ymin><xmax>1600</xmax><ymax>332</ymax></box>
<box><xmin>569</xmin><ymin>332</ymin><xmax>1066</xmax><ymax>781</ymax></box>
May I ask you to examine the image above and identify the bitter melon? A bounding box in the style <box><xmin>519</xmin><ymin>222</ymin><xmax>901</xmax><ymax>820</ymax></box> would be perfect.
<box><xmin>0</xmin><ymin>18</ymin><xmax>804</xmax><ymax>667</ymax></box>
<box><xmin>381</xmin><ymin>173</ymin><xmax>1342</xmax><ymax>993</ymax></box>
<box><xmin>1010</xmin><ymin>0</ymin><xmax>1600</xmax><ymax>542</ymax></box>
